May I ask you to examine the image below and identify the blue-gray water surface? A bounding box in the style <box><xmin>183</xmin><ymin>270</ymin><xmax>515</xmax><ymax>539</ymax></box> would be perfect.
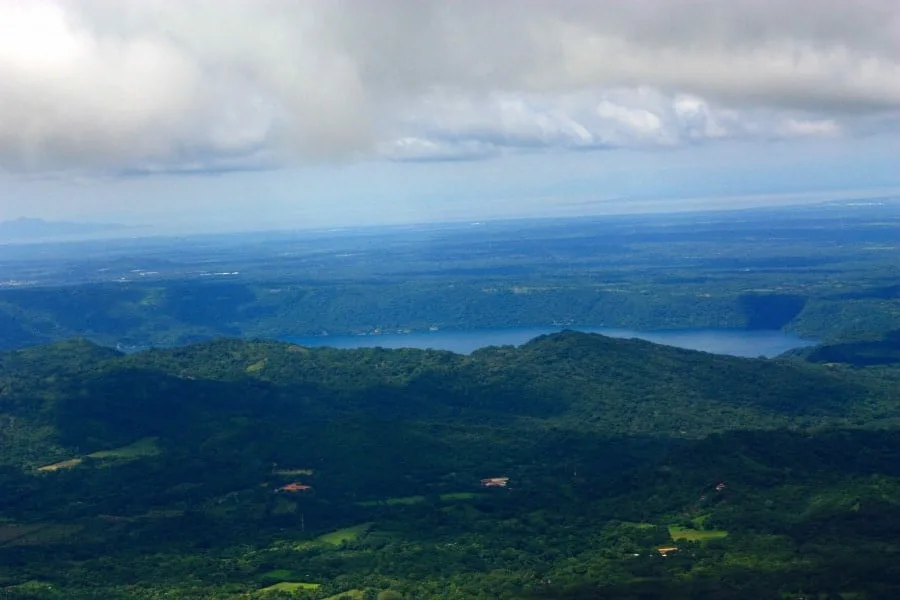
<box><xmin>286</xmin><ymin>327</ymin><xmax>816</xmax><ymax>358</ymax></box>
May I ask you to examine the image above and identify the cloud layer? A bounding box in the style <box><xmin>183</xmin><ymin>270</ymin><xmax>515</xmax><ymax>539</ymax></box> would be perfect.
<box><xmin>381</xmin><ymin>88</ymin><xmax>846</xmax><ymax>161</ymax></box>
<box><xmin>0</xmin><ymin>0</ymin><xmax>897</xmax><ymax>172</ymax></box>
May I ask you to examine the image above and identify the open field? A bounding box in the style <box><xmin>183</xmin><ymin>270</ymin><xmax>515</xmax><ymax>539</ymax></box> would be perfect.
<box><xmin>36</xmin><ymin>458</ymin><xmax>83</xmax><ymax>472</ymax></box>
<box><xmin>87</xmin><ymin>437</ymin><xmax>160</xmax><ymax>459</ymax></box>
<box><xmin>439</xmin><ymin>492</ymin><xmax>481</xmax><ymax>501</ymax></box>
<box><xmin>323</xmin><ymin>590</ymin><xmax>365</xmax><ymax>600</ymax></box>
<box><xmin>669</xmin><ymin>525</ymin><xmax>729</xmax><ymax>542</ymax></box>
<box><xmin>259</xmin><ymin>581</ymin><xmax>321</xmax><ymax>593</ymax></box>
<box><xmin>318</xmin><ymin>523</ymin><xmax>373</xmax><ymax>545</ymax></box>
<box><xmin>246</xmin><ymin>359</ymin><xmax>267</xmax><ymax>373</ymax></box>
<box><xmin>36</xmin><ymin>437</ymin><xmax>160</xmax><ymax>472</ymax></box>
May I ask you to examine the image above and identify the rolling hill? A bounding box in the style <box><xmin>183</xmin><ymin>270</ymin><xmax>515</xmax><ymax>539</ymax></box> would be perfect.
<box><xmin>1</xmin><ymin>332</ymin><xmax>899</xmax><ymax>598</ymax></box>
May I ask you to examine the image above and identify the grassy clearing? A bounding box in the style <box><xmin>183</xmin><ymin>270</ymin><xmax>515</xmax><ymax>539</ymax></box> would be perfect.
<box><xmin>439</xmin><ymin>492</ymin><xmax>481</xmax><ymax>501</ymax></box>
<box><xmin>620</xmin><ymin>521</ymin><xmax>657</xmax><ymax>530</ymax></box>
<box><xmin>281</xmin><ymin>540</ymin><xmax>317</xmax><ymax>552</ymax></box>
<box><xmin>36</xmin><ymin>437</ymin><xmax>160</xmax><ymax>472</ymax></box>
<box><xmin>36</xmin><ymin>458</ymin><xmax>83</xmax><ymax>472</ymax></box>
<box><xmin>246</xmin><ymin>359</ymin><xmax>267</xmax><ymax>373</ymax></box>
<box><xmin>87</xmin><ymin>437</ymin><xmax>160</xmax><ymax>460</ymax></box>
<box><xmin>260</xmin><ymin>582</ymin><xmax>321</xmax><ymax>593</ymax></box>
<box><xmin>318</xmin><ymin>523</ymin><xmax>373</xmax><ymax>545</ymax></box>
<box><xmin>669</xmin><ymin>525</ymin><xmax>728</xmax><ymax>542</ymax></box>
<box><xmin>322</xmin><ymin>590</ymin><xmax>365</xmax><ymax>600</ymax></box>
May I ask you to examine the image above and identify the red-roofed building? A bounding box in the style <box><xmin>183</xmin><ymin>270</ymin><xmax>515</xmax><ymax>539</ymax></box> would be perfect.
<box><xmin>481</xmin><ymin>477</ymin><xmax>510</xmax><ymax>488</ymax></box>
<box><xmin>277</xmin><ymin>482</ymin><xmax>312</xmax><ymax>493</ymax></box>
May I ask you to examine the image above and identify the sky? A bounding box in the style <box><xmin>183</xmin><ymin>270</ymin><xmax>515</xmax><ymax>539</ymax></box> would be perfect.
<box><xmin>0</xmin><ymin>0</ymin><xmax>898</xmax><ymax>232</ymax></box>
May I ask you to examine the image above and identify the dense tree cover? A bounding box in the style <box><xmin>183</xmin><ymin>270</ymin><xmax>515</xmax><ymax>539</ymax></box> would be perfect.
<box><xmin>802</xmin><ymin>330</ymin><xmax>900</xmax><ymax>367</ymax></box>
<box><xmin>1</xmin><ymin>332</ymin><xmax>892</xmax><ymax>468</ymax></box>
<box><xmin>0</xmin><ymin>281</ymin><xmax>797</xmax><ymax>349</ymax></box>
<box><xmin>3</xmin><ymin>279</ymin><xmax>899</xmax><ymax>351</ymax></box>
<box><xmin>1</xmin><ymin>332</ymin><xmax>900</xmax><ymax>597</ymax></box>
<box><xmin>2</xmin><ymin>202</ymin><xmax>899</xmax><ymax>351</ymax></box>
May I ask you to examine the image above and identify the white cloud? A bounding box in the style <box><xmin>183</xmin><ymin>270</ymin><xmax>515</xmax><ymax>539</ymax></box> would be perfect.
<box><xmin>778</xmin><ymin>118</ymin><xmax>841</xmax><ymax>137</ymax></box>
<box><xmin>380</xmin><ymin>137</ymin><xmax>498</xmax><ymax>162</ymax></box>
<box><xmin>0</xmin><ymin>0</ymin><xmax>896</xmax><ymax>173</ymax></box>
<box><xmin>386</xmin><ymin>88</ymin><xmax>851</xmax><ymax>160</ymax></box>
<box><xmin>673</xmin><ymin>95</ymin><xmax>729</xmax><ymax>141</ymax></box>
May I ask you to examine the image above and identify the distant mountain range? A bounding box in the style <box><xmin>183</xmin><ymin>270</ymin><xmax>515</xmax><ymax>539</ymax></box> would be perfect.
<box><xmin>0</xmin><ymin>217</ymin><xmax>128</xmax><ymax>241</ymax></box>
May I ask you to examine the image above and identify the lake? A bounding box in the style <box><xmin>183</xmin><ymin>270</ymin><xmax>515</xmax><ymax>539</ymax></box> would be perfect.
<box><xmin>286</xmin><ymin>326</ymin><xmax>816</xmax><ymax>358</ymax></box>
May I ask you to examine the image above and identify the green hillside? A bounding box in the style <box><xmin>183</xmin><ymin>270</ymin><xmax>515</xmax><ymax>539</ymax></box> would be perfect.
<box><xmin>1</xmin><ymin>332</ymin><xmax>899</xmax><ymax>598</ymax></box>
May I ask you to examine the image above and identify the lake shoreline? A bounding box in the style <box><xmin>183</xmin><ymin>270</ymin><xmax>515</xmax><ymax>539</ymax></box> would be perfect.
<box><xmin>284</xmin><ymin>325</ymin><xmax>817</xmax><ymax>358</ymax></box>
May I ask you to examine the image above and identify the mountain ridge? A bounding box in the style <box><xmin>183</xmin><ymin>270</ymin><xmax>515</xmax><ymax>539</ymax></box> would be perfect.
<box><xmin>0</xmin><ymin>331</ymin><xmax>892</xmax><ymax>469</ymax></box>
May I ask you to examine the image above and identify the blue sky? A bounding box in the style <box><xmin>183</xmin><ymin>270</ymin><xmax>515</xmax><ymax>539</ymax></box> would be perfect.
<box><xmin>0</xmin><ymin>1</ymin><xmax>898</xmax><ymax>232</ymax></box>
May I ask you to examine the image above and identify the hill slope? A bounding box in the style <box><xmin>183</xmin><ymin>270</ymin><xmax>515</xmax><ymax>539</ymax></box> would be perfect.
<box><xmin>1</xmin><ymin>331</ymin><xmax>889</xmax><ymax>469</ymax></box>
<box><xmin>1</xmin><ymin>332</ymin><xmax>899</xmax><ymax>599</ymax></box>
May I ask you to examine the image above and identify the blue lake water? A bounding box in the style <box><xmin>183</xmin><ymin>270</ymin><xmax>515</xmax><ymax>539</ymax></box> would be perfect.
<box><xmin>286</xmin><ymin>326</ymin><xmax>816</xmax><ymax>358</ymax></box>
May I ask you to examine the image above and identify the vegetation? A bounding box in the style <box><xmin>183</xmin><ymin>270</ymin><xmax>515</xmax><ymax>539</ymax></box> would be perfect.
<box><xmin>259</xmin><ymin>582</ymin><xmax>322</xmax><ymax>594</ymax></box>
<box><xmin>0</xmin><ymin>331</ymin><xmax>900</xmax><ymax>597</ymax></box>
<box><xmin>803</xmin><ymin>330</ymin><xmax>900</xmax><ymax>367</ymax></box>
<box><xmin>667</xmin><ymin>525</ymin><xmax>728</xmax><ymax>542</ymax></box>
<box><xmin>318</xmin><ymin>524</ymin><xmax>373</xmax><ymax>545</ymax></box>
<box><xmin>2</xmin><ymin>202</ymin><xmax>898</xmax><ymax>351</ymax></box>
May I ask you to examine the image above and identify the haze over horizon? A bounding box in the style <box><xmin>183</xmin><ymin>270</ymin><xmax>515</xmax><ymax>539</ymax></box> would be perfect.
<box><xmin>1</xmin><ymin>0</ymin><xmax>898</xmax><ymax>233</ymax></box>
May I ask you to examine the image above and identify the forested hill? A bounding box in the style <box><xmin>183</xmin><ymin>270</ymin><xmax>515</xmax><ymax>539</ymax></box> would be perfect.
<box><xmin>0</xmin><ymin>331</ymin><xmax>890</xmax><ymax>465</ymax></box>
<box><xmin>2</xmin><ymin>332</ymin><xmax>900</xmax><ymax>598</ymax></box>
<box><xmin>798</xmin><ymin>329</ymin><xmax>900</xmax><ymax>367</ymax></box>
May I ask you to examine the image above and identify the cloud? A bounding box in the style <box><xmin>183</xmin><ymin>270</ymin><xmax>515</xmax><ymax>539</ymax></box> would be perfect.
<box><xmin>0</xmin><ymin>0</ymin><xmax>897</xmax><ymax>173</ymax></box>
<box><xmin>777</xmin><ymin>118</ymin><xmax>841</xmax><ymax>137</ymax></box>
<box><xmin>380</xmin><ymin>138</ymin><xmax>499</xmax><ymax>163</ymax></box>
<box><xmin>385</xmin><ymin>88</ymin><xmax>849</xmax><ymax>160</ymax></box>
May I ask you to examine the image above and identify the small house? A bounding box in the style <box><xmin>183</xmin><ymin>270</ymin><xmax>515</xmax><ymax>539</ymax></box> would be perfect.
<box><xmin>481</xmin><ymin>477</ymin><xmax>510</xmax><ymax>488</ymax></box>
<box><xmin>277</xmin><ymin>483</ymin><xmax>312</xmax><ymax>493</ymax></box>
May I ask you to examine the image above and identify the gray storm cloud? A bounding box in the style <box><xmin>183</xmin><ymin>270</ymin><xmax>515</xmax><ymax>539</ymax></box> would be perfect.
<box><xmin>0</xmin><ymin>0</ymin><xmax>897</xmax><ymax>172</ymax></box>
